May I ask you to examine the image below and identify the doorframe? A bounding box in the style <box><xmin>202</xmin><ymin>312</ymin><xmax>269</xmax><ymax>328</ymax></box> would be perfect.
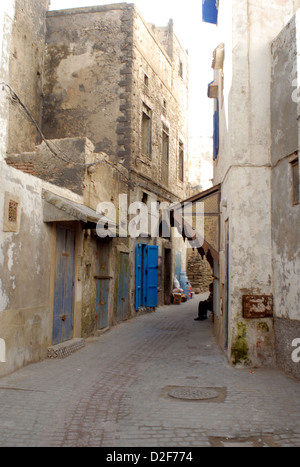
<box><xmin>95</xmin><ymin>237</ymin><xmax>112</xmax><ymax>330</ymax></box>
<box><xmin>225</xmin><ymin>219</ymin><xmax>230</xmax><ymax>349</ymax></box>
<box><xmin>163</xmin><ymin>247</ymin><xmax>172</xmax><ymax>305</ymax></box>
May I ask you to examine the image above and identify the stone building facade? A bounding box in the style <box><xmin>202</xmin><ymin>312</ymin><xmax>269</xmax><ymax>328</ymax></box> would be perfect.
<box><xmin>42</xmin><ymin>3</ymin><xmax>190</xmax><ymax>311</ymax></box>
<box><xmin>271</xmin><ymin>13</ymin><xmax>300</xmax><ymax>379</ymax></box>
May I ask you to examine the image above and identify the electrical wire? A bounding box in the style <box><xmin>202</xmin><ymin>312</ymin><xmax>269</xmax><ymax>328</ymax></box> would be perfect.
<box><xmin>0</xmin><ymin>81</ymin><xmax>135</xmax><ymax>186</ymax></box>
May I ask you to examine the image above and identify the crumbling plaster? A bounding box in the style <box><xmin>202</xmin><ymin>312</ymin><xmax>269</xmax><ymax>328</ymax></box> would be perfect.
<box><xmin>43</xmin><ymin>5</ymin><xmax>128</xmax><ymax>158</ymax></box>
<box><xmin>270</xmin><ymin>11</ymin><xmax>300</xmax><ymax>380</ymax></box>
<box><xmin>0</xmin><ymin>163</ymin><xmax>56</xmax><ymax>376</ymax></box>
<box><xmin>6</xmin><ymin>0</ymin><xmax>50</xmax><ymax>154</ymax></box>
<box><xmin>42</xmin><ymin>4</ymin><xmax>188</xmax><ymax>202</ymax></box>
<box><xmin>213</xmin><ymin>0</ymin><xmax>300</xmax><ymax>367</ymax></box>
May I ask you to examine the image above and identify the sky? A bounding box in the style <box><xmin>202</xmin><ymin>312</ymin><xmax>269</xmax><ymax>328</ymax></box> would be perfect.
<box><xmin>48</xmin><ymin>0</ymin><xmax>219</xmax><ymax>139</ymax></box>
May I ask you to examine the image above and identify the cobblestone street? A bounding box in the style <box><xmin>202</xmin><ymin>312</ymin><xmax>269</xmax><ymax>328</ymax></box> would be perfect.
<box><xmin>0</xmin><ymin>296</ymin><xmax>300</xmax><ymax>448</ymax></box>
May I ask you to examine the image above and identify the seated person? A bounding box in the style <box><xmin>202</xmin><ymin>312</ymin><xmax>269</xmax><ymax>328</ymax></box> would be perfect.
<box><xmin>195</xmin><ymin>282</ymin><xmax>213</xmax><ymax>321</ymax></box>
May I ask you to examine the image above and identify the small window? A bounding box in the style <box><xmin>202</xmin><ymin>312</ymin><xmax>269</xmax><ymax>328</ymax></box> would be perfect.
<box><xmin>213</xmin><ymin>98</ymin><xmax>219</xmax><ymax>160</ymax></box>
<box><xmin>291</xmin><ymin>157</ymin><xmax>299</xmax><ymax>205</ymax></box>
<box><xmin>8</xmin><ymin>200</ymin><xmax>18</xmax><ymax>223</ymax></box>
<box><xmin>179</xmin><ymin>141</ymin><xmax>184</xmax><ymax>182</ymax></box>
<box><xmin>142</xmin><ymin>192</ymin><xmax>148</xmax><ymax>205</ymax></box>
<box><xmin>179</xmin><ymin>60</ymin><xmax>184</xmax><ymax>78</ymax></box>
<box><xmin>142</xmin><ymin>104</ymin><xmax>152</xmax><ymax>158</ymax></box>
<box><xmin>3</xmin><ymin>192</ymin><xmax>20</xmax><ymax>232</ymax></box>
<box><xmin>144</xmin><ymin>73</ymin><xmax>149</xmax><ymax>87</ymax></box>
<box><xmin>162</xmin><ymin>124</ymin><xmax>169</xmax><ymax>164</ymax></box>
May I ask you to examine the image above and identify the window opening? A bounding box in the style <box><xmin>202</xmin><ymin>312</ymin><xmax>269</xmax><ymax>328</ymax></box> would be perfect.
<box><xmin>162</xmin><ymin>124</ymin><xmax>169</xmax><ymax>164</ymax></box>
<box><xmin>142</xmin><ymin>104</ymin><xmax>152</xmax><ymax>158</ymax></box>
<box><xmin>179</xmin><ymin>60</ymin><xmax>184</xmax><ymax>78</ymax></box>
<box><xmin>179</xmin><ymin>141</ymin><xmax>184</xmax><ymax>182</ymax></box>
<box><xmin>291</xmin><ymin>157</ymin><xmax>299</xmax><ymax>205</ymax></box>
<box><xmin>8</xmin><ymin>200</ymin><xmax>18</xmax><ymax>223</ymax></box>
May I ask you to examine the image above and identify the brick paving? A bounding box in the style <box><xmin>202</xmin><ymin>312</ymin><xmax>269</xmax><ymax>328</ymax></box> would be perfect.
<box><xmin>0</xmin><ymin>296</ymin><xmax>300</xmax><ymax>447</ymax></box>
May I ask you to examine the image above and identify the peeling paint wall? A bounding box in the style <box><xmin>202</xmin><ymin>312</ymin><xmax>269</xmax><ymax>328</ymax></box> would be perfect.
<box><xmin>6</xmin><ymin>137</ymin><xmax>93</xmax><ymax>195</ymax></box>
<box><xmin>271</xmin><ymin>12</ymin><xmax>300</xmax><ymax>379</ymax></box>
<box><xmin>213</xmin><ymin>0</ymin><xmax>300</xmax><ymax>368</ymax></box>
<box><xmin>0</xmin><ymin>164</ymin><xmax>54</xmax><ymax>376</ymax></box>
<box><xmin>0</xmin><ymin>1</ymin><xmax>15</xmax><ymax>163</ymax></box>
<box><xmin>0</xmin><ymin>0</ymin><xmax>51</xmax><ymax>376</ymax></box>
<box><xmin>42</xmin><ymin>4</ymin><xmax>189</xmax><ymax>200</ymax></box>
<box><xmin>43</xmin><ymin>4</ymin><xmax>127</xmax><ymax>158</ymax></box>
<box><xmin>6</xmin><ymin>0</ymin><xmax>49</xmax><ymax>154</ymax></box>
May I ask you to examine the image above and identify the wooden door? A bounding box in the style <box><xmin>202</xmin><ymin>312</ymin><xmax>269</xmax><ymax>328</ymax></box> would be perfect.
<box><xmin>95</xmin><ymin>240</ymin><xmax>111</xmax><ymax>330</ymax></box>
<box><xmin>117</xmin><ymin>252</ymin><xmax>129</xmax><ymax>322</ymax></box>
<box><xmin>52</xmin><ymin>225</ymin><xmax>75</xmax><ymax>345</ymax></box>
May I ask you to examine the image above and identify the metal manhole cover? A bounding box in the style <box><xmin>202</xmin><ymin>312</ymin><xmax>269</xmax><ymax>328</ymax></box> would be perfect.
<box><xmin>168</xmin><ymin>387</ymin><xmax>220</xmax><ymax>401</ymax></box>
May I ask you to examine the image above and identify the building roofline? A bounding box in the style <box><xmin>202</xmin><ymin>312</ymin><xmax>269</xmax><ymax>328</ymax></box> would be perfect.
<box><xmin>47</xmin><ymin>2</ymin><xmax>132</xmax><ymax>17</ymax></box>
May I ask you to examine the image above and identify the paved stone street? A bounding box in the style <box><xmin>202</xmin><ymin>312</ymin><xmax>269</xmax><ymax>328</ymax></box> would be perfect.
<box><xmin>0</xmin><ymin>296</ymin><xmax>300</xmax><ymax>447</ymax></box>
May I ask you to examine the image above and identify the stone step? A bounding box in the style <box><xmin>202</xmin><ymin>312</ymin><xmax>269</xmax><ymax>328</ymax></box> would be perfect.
<box><xmin>47</xmin><ymin>338</ymin><xmax>85</xmax><ymax>359</ymax></box>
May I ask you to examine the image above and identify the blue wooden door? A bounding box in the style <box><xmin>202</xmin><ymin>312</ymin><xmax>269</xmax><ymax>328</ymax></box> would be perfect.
<box><xmin>53</xmin><ymin>225</ymin><xmax>75</xmax><ymax>345</ymax></box>
<box><xmin>144</xmin><ymin>245</ymin><xmax>159</xmax><ymax>307</ymax></box>
<box><xmin>135</xmin><ymin>244</ymin><xmax>142</xmax><ymax>310</ymax></box>
<box><xmin>136</xmin><ymin>244</ymin><xmax>159</xmax><ymax>309</ymax></box>
<box><xmin>117</xmin><ymin>252</ymin><xmax>129</xmax><ymax>322</ymax></box>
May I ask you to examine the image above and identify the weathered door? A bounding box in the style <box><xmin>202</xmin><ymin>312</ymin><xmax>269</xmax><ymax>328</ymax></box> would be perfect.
<box><xmin>136</xmin><ymin>244</ymin><xmax>159</xmax><ymax>310</ymax></box>
<box><xmin>135</xmin><ymin>244</ymin><xmax>142</xmax><ymax>311</ymax></box>
<box><xmin>95</xmin><ymin>240</ymin><xmax>111</xmax><ymax>330</ymax></box>
<box><xmin>117</xmin><ymin>252</ymin><xmax>129</xmax><ymax>322</ymax></box>
<box><xmin>96</xmin><ymin>279</ymin><xmax>109</xmax><ymax>329</ymax></box>
<box><xmin>52</xmin><ymin>225</ymin><xmax>75</xmax><ymax>345</ymax></box>
<box><xmin>144</xmin><ymin>245</ymin><xmax>159</xmax><ymax>308</ymax></box>
<box><xmin>164</xmin><ymin>248</ymin><xmax>172</xmax><ymax>305</ymax></box>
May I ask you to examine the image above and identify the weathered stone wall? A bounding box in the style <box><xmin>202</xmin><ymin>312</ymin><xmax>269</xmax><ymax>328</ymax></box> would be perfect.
<box><xmin>43</xmin><ymin>4</ymin><xmax>131</xmax><ymax>160</ymax></box>
<box><xmin>212</xmin><ymin>0</ymin><xmax>300</xmax><ymax>368</ymax></box>
<box><xmin>0</xmin><ymin>0</ymin><xmax>53</xmax><ymax>377</ymax></box>
<box><xmin>186</xmin><ymin>249</ymin><xmax>213</xmax><ymax>293</ymax></box>
<box><xmin>6</xmin><ymin>137</ymin><xmax>93</xmax><ymax>195</ymax></box>
<box><xmin>130</xmin><ymin>10</ymin><xmax>188</xmax><ymax>198</ymax></box>
<box><xmin>274</xmin><ymin>319</ymin><xmax>300</xmax><ymax>380</ymax></box>
<box><xmin>6</xmin><ymin>0</ymin><xmax>49</xmax><ymax>154</ymax></box>
<box><xmin>43</xmin><ymin>4</ymin><xmax>189</xmax><ymax>201</ymax></box>
<box><xmin>271</xmin><ymin>13</ymin><xmax>300</xmax><ymax>379</ymax></box>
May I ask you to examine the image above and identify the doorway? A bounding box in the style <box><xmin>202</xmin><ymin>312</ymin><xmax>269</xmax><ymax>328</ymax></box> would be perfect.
<box><xmin>164</xmin><ymin>248</ymin><xmax>172</xmax><ymax>305</ymax></box>
<box><xmin>225</xmin><ymin>220</ymin><xmax>229</xmax><ymax>349</ymax></box>
<box><xmin>117</xmin><ymin>252</ymin><xmax>129</xmax><ymax>322</ymax></box>
<box><xmin>95</xmin><ymin>239</ymin><xmax>111</xmax><ymax>330</ymax></box>
<box><xmin>52</xmin><ymin>225</ymin><xmax>76</xmax><ymax>345</ymax></box>
<box><xmin>135</xmin><ymin>243</ymin><xmax>159</xmax><ymax>310</ymax></box>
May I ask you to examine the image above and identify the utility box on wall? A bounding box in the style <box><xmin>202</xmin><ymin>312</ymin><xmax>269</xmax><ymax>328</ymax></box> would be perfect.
<box><xmin>242</xmin><ymin>295</ymin><xmax>273</xmax><ymax>319</ymax></box>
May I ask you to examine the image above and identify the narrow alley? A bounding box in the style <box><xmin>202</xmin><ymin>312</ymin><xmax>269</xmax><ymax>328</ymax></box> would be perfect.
<box><xmin>0</xmin><ymin>295</ymin><xmax>300</xmax><ymax>448</ymax></box>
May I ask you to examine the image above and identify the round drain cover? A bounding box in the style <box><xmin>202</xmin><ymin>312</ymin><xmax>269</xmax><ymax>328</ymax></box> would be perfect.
<box><xmin>168</xmin><ymin>387</ymin><xmax>219</xmax><ymax>401</ymax></box>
